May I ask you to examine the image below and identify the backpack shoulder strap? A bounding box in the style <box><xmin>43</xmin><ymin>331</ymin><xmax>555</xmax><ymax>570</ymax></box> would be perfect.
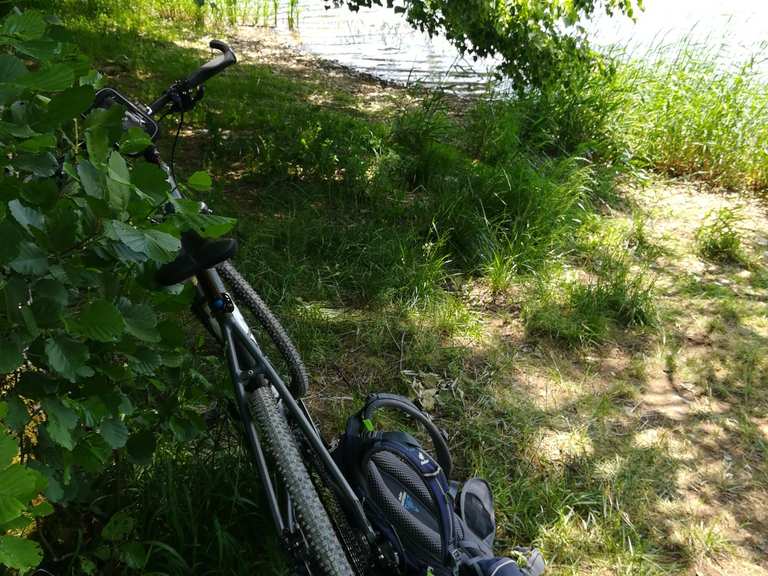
<box><xmin>362</xmin><ymin>393</ymin><xmax>453</xmax><ymax>479</ymax></box>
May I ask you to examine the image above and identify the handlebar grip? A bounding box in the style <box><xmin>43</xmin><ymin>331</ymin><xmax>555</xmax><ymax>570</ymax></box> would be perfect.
<box><xmin>184</xmin><ymin>40</ymin><xmax>237</xmax><ymax>90</ymax></box>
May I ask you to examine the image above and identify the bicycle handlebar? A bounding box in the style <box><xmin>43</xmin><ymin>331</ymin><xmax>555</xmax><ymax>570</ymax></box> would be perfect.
<box><xmin>185</xmin><ymin>40</ymin><xmax>237</xmax><ymax>90</ymax></box>
<box><xmin>148</xmin><ymin>40</ymin><xmax>237</xmax><ymax>116</ymax></box>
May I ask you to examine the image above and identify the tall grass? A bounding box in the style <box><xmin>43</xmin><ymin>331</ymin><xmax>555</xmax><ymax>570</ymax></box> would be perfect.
<box><xmin>38</xmin><ymin>0</ymin><xmax>302</xmax><ymax>31</ymax></box>
<box><xmin>131</xmin><ymin>441</ymin><xmax>287</xmax><ymax>575</ymax></box>
<box><xmin>618</xmin><ymin>40</ymin><xmax>768</xmax><ymax>190</ymax></box>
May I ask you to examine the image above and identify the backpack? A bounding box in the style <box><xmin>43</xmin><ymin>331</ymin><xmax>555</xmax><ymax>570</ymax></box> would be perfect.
<box><xmin>333</xmin><ymin>393</ymin><xmax>545</xmax><ymax>576</ymax></box>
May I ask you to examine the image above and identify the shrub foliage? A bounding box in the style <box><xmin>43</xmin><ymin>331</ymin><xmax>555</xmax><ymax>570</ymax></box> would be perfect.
<box><xmin>0</xmin><ymin>10</ymin><xmax>232</xmax><ymax>572</ymax></box>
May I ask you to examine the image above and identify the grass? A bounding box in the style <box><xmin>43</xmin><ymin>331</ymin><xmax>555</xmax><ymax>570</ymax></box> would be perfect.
<box><xmin>617</xmin><ymin>40</ymin><xmax>768</xmax><ymax>191</ymax></box>
<box><xmin>694</xmin><ymin>207</ymin><xmax>749</xmax><ymax>265</ymax></box>
<box><xmin>522</xmin><ymin>215</ymin><xmax>658</xmax><ymax>346</ymax></box>
<box><xmin>18</xmin><ymin>2</ymin><xmax>768</xmax><ymax>575</ymax></box>
<box><xmin>523</xmin><ymin>267</ymin><xmax>656</xmax><ymax>346</ymax></box>
<box><xmin>128</xmin><ymin>441</ymin><xmax>289</xmax><ymax>575</ymax></box>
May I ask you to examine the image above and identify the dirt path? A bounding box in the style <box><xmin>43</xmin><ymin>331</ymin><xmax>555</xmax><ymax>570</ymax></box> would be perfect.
<box><xmin>636</xmin><ymin>183</ymin><xmax>768</xmax><ymax>574</ymax></box>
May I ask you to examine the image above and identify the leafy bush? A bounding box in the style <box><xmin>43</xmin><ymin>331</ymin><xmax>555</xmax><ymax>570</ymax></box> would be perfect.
<box><xmin>0</xmin><ymin>10</ymin><xmax>233</xmax><ymax>572</ymax></box>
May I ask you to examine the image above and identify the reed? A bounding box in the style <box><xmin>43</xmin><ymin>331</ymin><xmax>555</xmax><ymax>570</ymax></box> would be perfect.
<box><xmin>616</xmin><ymin>38</ymin><xmax>768</xmax><ymax>190</ymax></box>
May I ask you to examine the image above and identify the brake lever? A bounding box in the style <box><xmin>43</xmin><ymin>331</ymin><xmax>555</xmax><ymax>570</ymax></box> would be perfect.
<box><xmin>167</xmin><ymin>81</ymin><xmax>205</xmax><ymax>114</ymax></box>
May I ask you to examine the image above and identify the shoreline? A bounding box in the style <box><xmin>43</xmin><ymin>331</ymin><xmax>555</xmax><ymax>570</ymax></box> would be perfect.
<box><xmin>224</xmin><ymin>24</ymin><xmax>476</xmax><ymax>113</ymax></box>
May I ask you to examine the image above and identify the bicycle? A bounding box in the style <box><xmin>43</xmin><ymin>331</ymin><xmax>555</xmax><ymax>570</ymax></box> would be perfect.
<box><xmin>93</xmin><ymin>40</ymin><xmax>390</xmax><ymax>576</ymax></box>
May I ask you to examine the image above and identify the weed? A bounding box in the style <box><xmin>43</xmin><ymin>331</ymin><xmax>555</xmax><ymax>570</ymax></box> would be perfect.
<box><xmin>524</xmin><ymin>263</ymin><xmax>656</xmax><ymax>346</ymax></box>
<box><xmin>132</xmin><ymin>441</ymin><xmax>288</xmax><ymax>576</ymax></box>
<box><xmin>525</xmin><ymin>220</ymin><xmax>657</xmax><ymax>346</ymax></box>
<box><xmin>678</xmin><ymin>520</ymin><xmax>733</xmax><ymax>563</ymax></box>
<box><xmin>695</xmin><ymin>207</ymin><xmax>747</xmax><ymax>265</ymax></box>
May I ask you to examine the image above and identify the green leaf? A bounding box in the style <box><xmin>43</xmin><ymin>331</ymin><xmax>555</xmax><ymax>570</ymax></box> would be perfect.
<box><xmin>0</xmin><ymin>431</ymin><xmax>17</xmax><ymax>467</ymax></box>
<box><xmin>0</xmin><ymin>55</ymin><xmax>27</xmax><ymax>82</ymax></box>
<box><xmin>108</xmin><ymin>151</ymin><xmax>130</xmax><ymax>185</ymax></box>
<box><xmin>20</xmin><ymin>178</ymin><xmax>58</xmax><ymax>207</ymax></box>
<box><xmin>41</xmin><ymin>398</ymin><xmax>79</xmax><ymax>450</ymax></box>
<box><xmin>187</xmin><ymin>171</ymin><xmax>213</xmax><ymax>192</ymax></box>
<box><xmin>0</xmin><ymin>535</ymin><xmax>42</xmax><ymax>571</ymax></box>
<box><xmin>3</xmin><ymin>276</ymin><xmax>28</xmax><ymax>324</ymax></box>
<box><xmin>121</xmin><ymin>302</ymin><xmax>159</xmax><ymax>342</ymax></box>
<box><xmin>143</xmin><ymin>230</ymin><xmax>182</xmax><ymax>262</ymax></box>
<box><xmin>73</xmin><ymin>434</ymin><xmax>111</xmax><ymax>472</ymax></box>
<box><xmin>13</xmin><ymin>39</ymin><xmax>62</xmax><ymax>61</ymax></box>
<box><xmin>80</xmin><ymin>557</ymin><xmax>97</xmax><ymax>575</ymax></box>
<box><xmin>0</xmin><ymin>85</ymin><xmax>23</xmax><ymax>107</ymax></box>
<box><xmin>9</xmin><ymin>242</ymin><xmax>49</xmax><ymax>276</ymax></box>
<box><xmin>119</xmin><ymin>127</ymin><xmax>153</xmax><ymax>155</ymax></box>
<box><xmin>106</xmin><ymin>151</ymin><xmax>131</xmax><ymax>211</ymax></box>
<box><xmin>0</xmin><ymin>221</ymin><xmax>23</xmax><ymax>265</ymax></box>
<box><xmin>132</xmin><ymin>161</ymin><xmax>169</xmax><ymax>200</ymax></box>
<box><xmin>45</xmin><ymin>84</ymin><xmax>95</xmax><ymax>127</ymax></box>
<box><xmin>126</xmin><ymin>430</ymin><xmax>156</xmax><ymax>465</ymax></box>
<box><xmin>3</xmin><ymin>396</ymin><xmax>29</xmax><ymax>433</ymax></box>
<box><xmin>45</xmin><ymin>202</ymin><xmax>81</xmax><ymax>253</ymax></box>
<box><xmin>31</xmin><ymin>278</ymin><xmax>69</xmax><ymax>327</ymax></box>
<box><xmin>102</xmin><ymin>509</ymin><xmax>135</xmax><ymax>541</ymax></box>
<box><xmin>77</xmin><ymin>159</ymin><xmax>105</xmax><ymax>199</ymax></box>
<box><xmin>0</xmin><ymin>464</ymin><xmax>37</xmax><ymax>499</ymax></box>
<box><xmin>109</xmin><ymin>221</ymin><xmax>180</xmax><ymax>263</ymax></box>
<box><xmin>44</xmin><ymin>336</ymin><xmax>89</xmax><ymax>383</ymax></box>
<box><xmin>44</xmin><ymin>475</ymin><xmax>64</xmax><ymax>502</ymax></box>
<box><xmin>79</xmin><ymin>69</ymin><xmax>102</xmax><ymax>88</ymax></box>
<box><xmin>15</xmin><ymin>151</ymin><xmax>57</xmax><ymax>177</ymax></box>
<box><xmin>169</xmin><ymin>414</ymin><xmax>204</xmax><ymax>442</ymax></box>
<box><xmin>18</xmin><ymin>133</ymin><xmax>56</xmax><ymax>153</ymax></box>
<box><xmin>106</xmin><ymin>177</ymin><xmax>131</xmax><ymax>212</ymax></box>
<box><xmin>31</xmin><ymin>500</ymin><xmax>53</xmax><ymax>517</ymax></box>
<box><xmin>0</xmin><ymin>495</ymin><xmax>24</xmax><ymax>524</ymax></box>
<box><xmin>120</xmin><ymin>541</ymin><xmax>147</xmax><ymax>570</ymax></box>
<box><xmin>2</xmin><ymin>12</ymin><xmax>46</xmax><ymax>40</ymax></box>
<box><xmin>0</xmin><ymin>339</ymin><xmax>23</xmax><ymax>375</ymax></box>
<box><xmin>127</xmin><ymin>348</ymin><xmax>162</xmax><ymax>376</ymax></box>
<box><xmin>0</xmin><ymin>121</ymin><xmax>34</xmax><ymax>138</ymax></box>
<box><xmin>173</xmin><ymin>212</ymin><xmax>237</xmax><ymax>238</ymax></box>
<box><xmin>8</xmin><ymin>199</ymin><xmax>44</xmax><ymax>233</ymax></box>
<box><xmin>16</xmin><ymin>64</ymin><xmax>74</xmax><ymax>92</ymax></box>
<box><xmin>117</xmin><ymin>394</ymin><xmax>134</xmax><ymax>417</ymax></box>
<box><xmin>66</xmin><ymin>300</ymin><xmax>124</xmax><ymax>343</ymax></box>
<box><xmin>99</xmin><ymin>417</ymin><xmax>128</xmax><ymax>449</ymax></box>
<box><xmin>85</xmin><ymin>126</ymin><xmax>109</xmax><ymax>167</ymax></box>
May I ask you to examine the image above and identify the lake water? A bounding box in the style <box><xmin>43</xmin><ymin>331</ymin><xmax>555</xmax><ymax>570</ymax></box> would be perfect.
<box><xmin>273</xmin><ymin>0</ymin><xmax>768</xmax><ymax>93</ymax></box>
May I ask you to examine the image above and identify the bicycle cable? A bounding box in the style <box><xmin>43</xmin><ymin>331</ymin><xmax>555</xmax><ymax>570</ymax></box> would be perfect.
<box><xmin>169</xmin><ymin>109</ymin><xmax>184</xmax><ymax>195</ymax></box>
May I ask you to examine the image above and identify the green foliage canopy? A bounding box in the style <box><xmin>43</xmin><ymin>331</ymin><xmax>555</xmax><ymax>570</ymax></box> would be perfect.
<box><xmin>332</xmin><ymin>0</ymin><xmax>642</xmax><ymax>88</ymax></box>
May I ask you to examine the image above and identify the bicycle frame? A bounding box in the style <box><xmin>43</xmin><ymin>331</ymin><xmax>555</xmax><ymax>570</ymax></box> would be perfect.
<box><xmin>112</xmin><ymin>39</ymin><xmax>382</xmax><ymax>565</ymax></box>
<box><xmin>158</xmin><ymin>162</ymin><xmax>377</xmax><ymax>561</ymax></box>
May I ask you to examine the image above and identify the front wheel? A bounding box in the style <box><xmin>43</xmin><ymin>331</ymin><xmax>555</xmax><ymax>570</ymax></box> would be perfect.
<box><xmin>249</xmin><ymin>385</ymin><xmax>355</xmax><ymax>576</ymax></box>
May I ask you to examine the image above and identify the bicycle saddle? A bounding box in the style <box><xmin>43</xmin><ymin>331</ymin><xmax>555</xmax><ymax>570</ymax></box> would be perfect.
<box><xmin>156</xmin><ymin>230</ymin><xmax>237</xmax><ymax>286</ymax></box>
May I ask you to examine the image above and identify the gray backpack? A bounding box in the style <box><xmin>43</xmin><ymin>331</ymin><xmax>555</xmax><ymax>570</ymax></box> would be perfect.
<box><xmin>332</xmin><ymin>393</ymin><xmax>545</xmax><ymax>576</ymax></box>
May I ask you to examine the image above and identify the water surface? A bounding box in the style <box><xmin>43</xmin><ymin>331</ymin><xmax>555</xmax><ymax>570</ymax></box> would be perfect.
<box><xmin>273</xmin><ymin>0</ymin><xmax>768</xmax><ymax>93</ymax></box>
